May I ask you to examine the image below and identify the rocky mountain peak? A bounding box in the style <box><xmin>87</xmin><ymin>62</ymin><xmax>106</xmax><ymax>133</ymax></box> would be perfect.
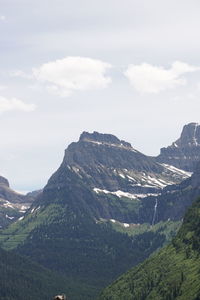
<box><xmin>157</xmin><ymin>122</ymin><xmax>200</xmax><ymax>171</ymax></box>
<box><xmin>0</xmin><ymin>176</ymin><xmax>9</xmax><ymax>187</ymax></box>
<box><xmin>177</xmin><ymin>122</ymin><xmax>200</xmax><ymax>147</ymax></box>
<box><xmin>79</xmin><ymin>131</ymin><xmax>132</xmax><ymax>148</ymax></box>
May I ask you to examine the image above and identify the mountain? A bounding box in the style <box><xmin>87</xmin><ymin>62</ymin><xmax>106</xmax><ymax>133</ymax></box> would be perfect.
<box><xmin>58</xmin><ymin>131</ymin><xmax>190</xmax><ymax>223</ymax></box>
<box><xmin>0</xmin><ymin>175</ymin><xmax>39</xmax><ymax>228</ymax></box>
<box><xmin>0</xmin><ymin>131</ymin><xmax>188</xmax><ymax>299</ymax></box>
<box><xmin>0</xmin><ymin>130</ymin><xmax>197</xmax><ymax>299</ymax></box>
<box><xmin>0</xmin><ymin>131</ymin><xmax>190</xmax><ymax>228</ymax></box>
<box><xmin>0</xmin><ymin>162</ymin><xmax>168</xmax><ymax>299</ymax></box>
<box><xmin>68</xmin><ymin>131</ymin><xmax>189</xmax><ymax>191</ymax></box>
<box><xmin>98</xmin><ymin>196</ymin><xmax>200</xmax><ymax>300</ymax></box>
<box><xmin>157</xmin><ymin>122</ymin><xmax>200</xmax><ymax>171</ymax></box>
<box><xmin>137</xmin><ymin>161</ymin><xmax>200</xmax><ymax>225</ymax></box>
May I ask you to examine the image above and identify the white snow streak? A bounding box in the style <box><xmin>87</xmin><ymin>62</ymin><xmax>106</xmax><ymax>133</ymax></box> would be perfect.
<box><xmin>162</xmin><ymin>164</ymin><xmax>192</xmax><ymax>178</ymax></box>
<box><xmin>93</xmin><ymin>188</ymin><xmax>138</xmax><ymax>199</ymax></box>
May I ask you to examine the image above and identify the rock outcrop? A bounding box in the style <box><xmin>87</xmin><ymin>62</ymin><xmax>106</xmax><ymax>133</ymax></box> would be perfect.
<box><xmin>0</xmin><ymin>175</ymin><xmax>40</xmax><ymax>228</ymax></box>
<box><xmin>157</xmin><ymin>122</ymin><xmax>200</xmax><ymax>171</ymax></box>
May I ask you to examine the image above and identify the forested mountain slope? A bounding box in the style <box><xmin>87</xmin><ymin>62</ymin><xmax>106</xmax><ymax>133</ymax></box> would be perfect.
<box><xmin>98</xmin><ymin>197</ymin><xmax>200</xmax><ymax>300</ymax></box>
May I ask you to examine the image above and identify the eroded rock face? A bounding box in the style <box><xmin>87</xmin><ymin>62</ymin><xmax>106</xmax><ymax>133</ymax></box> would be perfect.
<box><xmin>64</xmin><ymin>131</ymin><xmax>189</xmax><ymax>188</ymax></box>
<box><xmin>157</xmin><ymin>123</ymin><xmax>200</xmax><ymax>171</ymax></box>
<box><xmin>43</xmin><ymin>131</ymin><xmax>191</xmax><ymax>224</ymax></box>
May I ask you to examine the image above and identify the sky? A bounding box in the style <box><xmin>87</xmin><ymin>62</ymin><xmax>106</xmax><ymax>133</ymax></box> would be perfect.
<box><xmin>0</xmin><ymin>0</ymin><xmax>200</xmax><ymax>192</ymax></box>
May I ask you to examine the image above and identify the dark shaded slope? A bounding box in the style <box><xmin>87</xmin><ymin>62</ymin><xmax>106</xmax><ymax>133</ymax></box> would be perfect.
<box><xmin>98</xmin><ymin>197</ymin><xmax>200</xmax><ymax>300</ymax></box>
<box><xmin>0</xmin><ymin>247</ymin><xmax>76</xmax><ymax>300</ymax></box>
<box><xmin>64</xmin><ymin>131</ymin><xmax>187</xmax><ymax>193</ymax></box>
<box><xmin>138</xmin><ymin>161</ymin><xmax>200</xmax><ymax>224</ymax></box>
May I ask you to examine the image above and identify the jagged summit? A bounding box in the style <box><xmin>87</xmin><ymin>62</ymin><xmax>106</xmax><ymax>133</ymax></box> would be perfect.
<box><xmin>0</xmin><ymin>176</ymin><xmax>9</xmax><ymax>187</ymax></box>
<box><xmin>173</xmin><ymin>122</ymin><xmax>200</xmax><ymax>148</ymax></box>
<box><xmin>157</xmin><ymin>122</ymin><xmax>200</xmax><ymax>171</ymax></box>
<box><xmin>79</xmin><ymin>131</ymin><xmax>132</xmax><ymax>148</ymax></box>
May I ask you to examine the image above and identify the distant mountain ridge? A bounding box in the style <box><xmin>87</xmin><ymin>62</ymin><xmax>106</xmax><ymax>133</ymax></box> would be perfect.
<box><xmin>157</xmin><ymin>122</ymin><xmax>200</xmax><ymax>171</ymax></box>
<box><xmin>0</xmin><ymin>175</ymin><xmax>39</xmax><ymax>228</ymax></box>
<box><xmin>0</xmin><ymin>125</ymin><xmax>200</xmax><ymax>299</ymax></box>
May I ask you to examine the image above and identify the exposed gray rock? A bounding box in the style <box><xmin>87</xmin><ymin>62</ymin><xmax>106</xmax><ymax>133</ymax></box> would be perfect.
<box><xmin>43</xmin><ymin>131</ymin><xmax>192</xmax><ymax>223</ymax></box>
<box><xmin>157</xmin><ymin>123</ymin><xmax>200</xmax><ymax>171</ymax></box>
<box><xmin>0</xmin><ymin>176</ymin><xmax>9</xmax><ymax>187</ymax></box>
<box><xmin>63</xmin><ymin>131</ymin><xmax>190</xmax><ymax>193</ymax></box>
<box><xmin>0</xmin><ymin>176</ymin><xmax>40</xmax><ymax>228</ymax></box>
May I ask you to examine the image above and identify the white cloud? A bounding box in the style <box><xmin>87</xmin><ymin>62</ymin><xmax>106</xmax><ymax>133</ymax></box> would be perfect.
<box><xmin>124</xmin><ymin>61</ymin><xmax>200</xmax><ymax>94</ymax></box>
<box><xmin>0</xmin><ymin>96</ymin><xmax>36</xmax><ymax>113</ymax></box>
<box><xmin>33</xmin><ymin>56</ymin><xmax>112</xmax><ymax>97</ymax></box>
<box><xmin>0</xmin><ymin>15</ymin><xmax>6</xmax><ymax>21</ymax></box>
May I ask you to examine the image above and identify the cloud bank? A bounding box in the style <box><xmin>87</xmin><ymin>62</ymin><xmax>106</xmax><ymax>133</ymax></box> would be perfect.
<box><xmin>33</xmin><ymin>56</ymin><xmax>112</xmax><ymax>97</ymax></box>
<box><xmin>0</xmin><ymin>96</ymin><xmax>36</xmax><ymax>113</ymax></box>
<box><xmin>124</xmin><ymin>61</ymin><xmax>200</xmax><ymax>94</ymax></box>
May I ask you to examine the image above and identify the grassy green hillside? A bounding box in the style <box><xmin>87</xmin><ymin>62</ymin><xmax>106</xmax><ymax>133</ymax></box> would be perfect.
<box><xmin>0</xmin><ymin>198</ymin><xmax>169</xmax><ymax>299</ymax></box>
<box><xmin>98</xmin><ymin>197</ymin><xmax>200</xmax><ymax>300</ymax></box>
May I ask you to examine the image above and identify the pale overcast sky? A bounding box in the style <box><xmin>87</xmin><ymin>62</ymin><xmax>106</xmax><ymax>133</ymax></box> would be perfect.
<box><xmin>0</xmin><ymin>0</ymin><xmax>200</xmax><ymax>191</ymax></box>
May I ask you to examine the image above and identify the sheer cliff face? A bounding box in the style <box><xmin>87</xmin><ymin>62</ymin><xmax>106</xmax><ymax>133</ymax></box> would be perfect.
<box><xmin>157</xmin><ymin>123</ymin><xmax>200</xmax><ymax>171</ymax></box>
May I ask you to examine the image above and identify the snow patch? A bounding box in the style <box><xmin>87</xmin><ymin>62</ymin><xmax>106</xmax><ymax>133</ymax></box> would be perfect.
<box><xmin>20</xmin><ymin>205</ymin><xmax>28</xmax><ymax>210</ymax></box>
<box><xmin>93</xmin><ymin>188</ymin><xmax>138</xmax><ymax>199</ymax></box>
<box><xmin>3</xmin><ymin>201</ymin><xmax>14</xmax><ymax>209</ymax></box>
<box><xmin>119</xmin><ymin>173</ymin><xmax>125</xmax><ymax>179</ymax></box>
<box><xmin>127</xmin><ymin>175</ymin><xmax>136</xmax><ymax>182</ymax></box>
<box><xmin>72</xmin><ymin>166</ymin><xmax>80</xmax><ymax>174</ymax></box>
<box><xmin>35</xmin><ymin>206</ymin><xmax>40</xmax><ymax>212</ymax></box>
<box><xmin>6</xmin><ymin>214</ymin><xmax>14</xmax><ymax>220</ymax></box>
<box><xmin>162</xmin><ymin>164</ymin><xmax>192</xmax><ymax>178</ymax></box>
<box><xmin>30</xmin><ymin>206</ymin><xmax>40</xmax><ymax>214</ymax></box>
<box><xmin>110</xmin><ymin>219</ymin><xmax>116</xmax><ymax>223</ymax></box>
<box><xmin>173</xmin><ymin>142</ymin><xmax>178</xmax><ymax>148</ymax></box>
<box><xmin>193</xmin><ymin>123</ymin><xmax>198</xmax><ymax>146</ymax></box>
